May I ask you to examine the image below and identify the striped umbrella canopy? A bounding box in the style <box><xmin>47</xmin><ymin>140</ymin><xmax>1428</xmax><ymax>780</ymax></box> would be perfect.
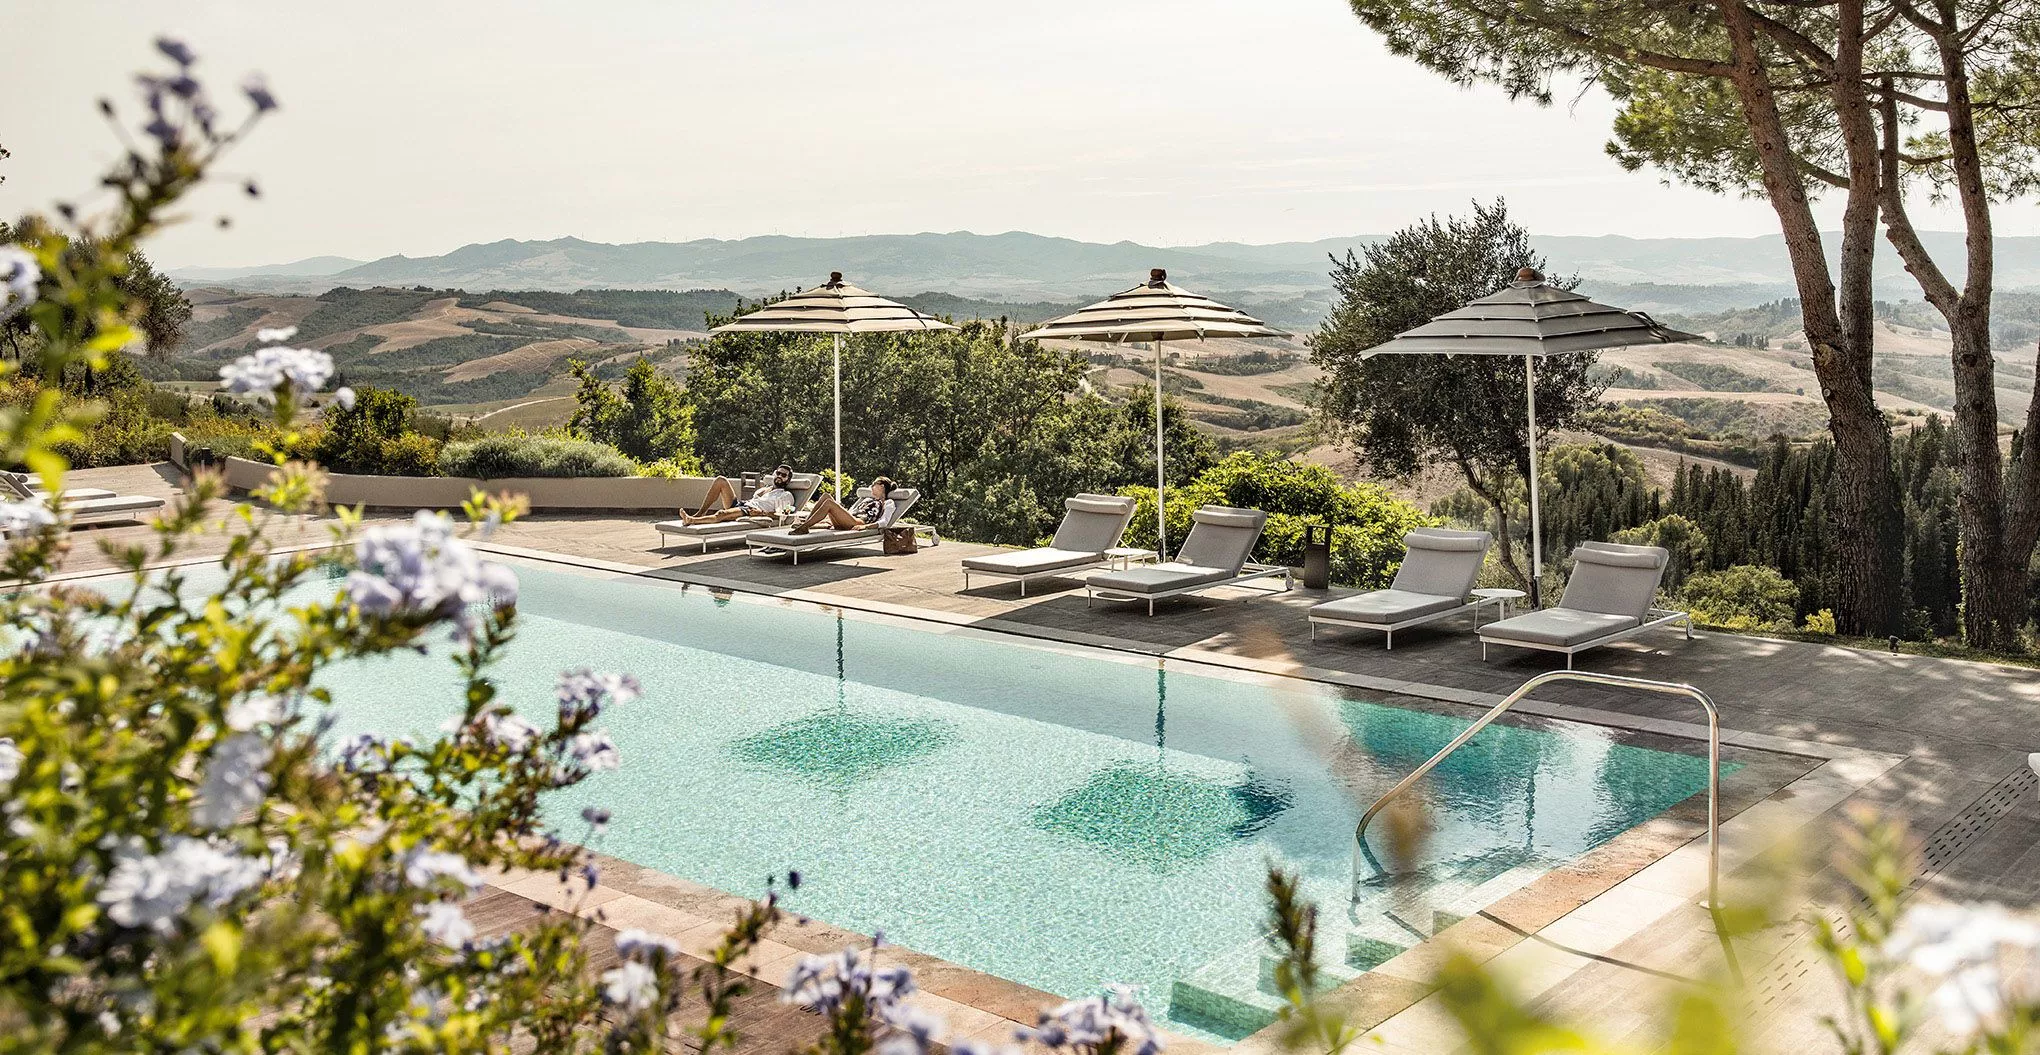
<box><xmin>1022</xmin><ymin>269</ymin><xmax>1288</xmax><ymax>559</ymax></box>
<box><xmin>711</xmin><ymin>273</ymin><xmax>956</xmax><ymax>499</ymax></box>
<box><xmin>1363</xmin><ymin>269</ymin><xmax>1699</xmax><ymax>603</ymax></box>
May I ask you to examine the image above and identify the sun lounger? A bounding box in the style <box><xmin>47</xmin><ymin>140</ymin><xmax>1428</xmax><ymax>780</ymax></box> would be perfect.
<box><xmin>0</xmin><ymin>471</ymin><xmax>117</xmax><ymax>503</ymax></box>
<box><xmin>959</xmin><ymin>493</ymin><xmax>1137</xmax><ymax>595</ymax></box>
<box><xmin>1478</xmin><ymin>541</ymin><xmax>1691</xmax><ymax>668</ymax></box>
<box><xmin>1307</xmin><ymin>527</ymin><xmax>1494</xmax><ymax>647</ymax></box>
<box><xmin>0</xmin><ymin>491</ymin><xmax>168</xmax><ymax>536</ymax></box>
<box><xmin>744</xmin><ymin>486</ymin><xmax>937</xmax><ymax>563</ymax></box>
<box><xmin>1084</xmin><ymin>505</ymin><xmax>1290</xmax><ymax>615</ymax></box>
<box><xmin>652</xmin><ymin>472</ymin><xmax>822</xmax><ymax>553</ymax></box>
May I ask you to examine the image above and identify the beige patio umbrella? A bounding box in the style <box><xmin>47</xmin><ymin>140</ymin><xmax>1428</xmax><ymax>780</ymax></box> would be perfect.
<box><xmin>710</xmin><ymin>273</ymin><xmax>957</xmax><ymax>499</ymax></box>
<box><xmin>1021</xmin><ymin>269</ymin><xmax>1288</xmax><ymax>560</ymax></box>
<box><xmin>1362</xmin><ymin>269</ymin><xmax>1699</xmax><ymax>605</ymax></box>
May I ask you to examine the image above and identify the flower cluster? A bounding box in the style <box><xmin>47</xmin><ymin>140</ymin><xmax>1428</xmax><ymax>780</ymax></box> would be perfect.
<box><xmin>0</xmin><ymin>246</ymin><xmax>38</xmax><ymax>319</ymax></box>
<box><xmin>219</xmin><ymin>344</ymin><xmax>336</xmax><ymax>402</ymax></box>
<box><xmin>402</xmin><ymin>847</ymin><xmax>484</xmax><ymax>894</ymax></box>
<box><xmin>132</xmin><ymin>37</ymin><xmax>274</xmax><ymax>150</ymax></box>
<box><xmin>191</xmin><ymin>733</ymin><xmax>272</xmax><ymax>829</ymax></box>
<box><xmin>346</xmin><ymin>510</ymin><xmax>519</xmax><ymax>642</ymax></box>
<box><xmin>556</xmin><ymin>668</ymin><xmax>642</xmax><ymax>722</ymax></box>
<box><xmin>0</xmin><ymin>498</ymin><xmax>57</xmax><ymax>535</ymax></box>
<box><xmin>1885</xmin><ymin>901</ymin><xmax>2040</xmax><ymax>1036</ymax></box>
<box><xmin>784</xmin><ymin>945</ymin><xmax>917</xmax><ymax>1018</ymax></box>
<box><xmin>598</xmin><ymin>929</ymin><xmax>686</xmax><ymax>1015</ymax></box>
<box><xmin>96</xmin><ymin>836</ymin><xmax>272</xmax><ymax>933</ymax></box>
<box><xmin>1018</xmin><ymin>986</ymin><xmax>1163</xmax><ymax>1055</ymax></box>
<box><xmin>0</xmin><ymin>738</ymin><xmax>20</xmax><ymax>786</ymax></box>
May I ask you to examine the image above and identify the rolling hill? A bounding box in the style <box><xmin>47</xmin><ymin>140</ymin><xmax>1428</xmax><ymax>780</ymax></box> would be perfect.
<box><xmin>171</xmin><ymin>229</ymin><xmax>2040</xmax><ymax>307</ymax></box>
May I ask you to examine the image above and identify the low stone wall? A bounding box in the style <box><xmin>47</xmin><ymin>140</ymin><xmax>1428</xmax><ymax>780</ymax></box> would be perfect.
<box><xmin>218</xmin><ymin>456</ymin><xmax>715</xmax><ymax>513</ymax></box>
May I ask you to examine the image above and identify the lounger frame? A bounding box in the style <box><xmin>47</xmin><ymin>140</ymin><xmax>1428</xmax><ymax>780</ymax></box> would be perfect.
<box><xmin>745</xmin><ymin>522</ymin><xmax>941</xmax><ymax>564</ymax></box>
<box><xmin>1307</xmin><ymin>595</ymin><xmax>1509</xmax><ymax>649</ymax></box>
<box><xmin>961</xmin><ymin>559</ymin><xmax>1113</xmax><ymax>597</ymax></box>
<box><xmin>656</xmin><ymin>515</ymin><xmax>789</xmax><ymax>554</ymax></box>
<box><xmin>1479</xmin><ymin>607</ymin><xmax>1694</xmax><ymax>669</ymax></box>
<box><xmin>1084</xmin><ymin>562</ymin><xmax>1293</xmax><ymax>616</ymax></box>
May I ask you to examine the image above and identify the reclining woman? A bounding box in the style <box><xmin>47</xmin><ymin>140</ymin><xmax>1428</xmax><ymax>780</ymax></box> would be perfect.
<box><xmin>682</xmin><ymin>464</ymin><xmax>798</xmax><ymax>525</ymax></box>
<box><xmin>789</xmin><ymin>476</ymin><xmax>900</xmax><ymax>535</ymax></box>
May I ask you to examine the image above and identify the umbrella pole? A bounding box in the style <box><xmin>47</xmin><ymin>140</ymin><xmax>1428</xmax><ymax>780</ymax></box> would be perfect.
<box><xmin>832</xmin><ymin>334</ymin><xmax>843</xmax><ymax>501</ymax></box>
<box><xmin>1524</xmin><ymin>353</ymin><xmax>1544</xmax><ymax>608</ymax></box>
<box><xmin>1153</xmin><ymin>340</ymin><xmax>1168</xmax><ymax>562</ymax></box>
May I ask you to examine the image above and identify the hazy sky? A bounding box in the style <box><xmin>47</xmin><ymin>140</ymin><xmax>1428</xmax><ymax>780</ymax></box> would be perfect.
<box><xmin>6</xmin><ymin>0</ymin><xmax>2031</xmax><ymax>269</ymax></box>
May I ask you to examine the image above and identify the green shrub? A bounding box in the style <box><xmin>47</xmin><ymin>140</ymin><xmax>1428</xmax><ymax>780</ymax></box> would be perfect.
<box><xmin>1683</xmin><ymin>564</ymin><xmax>1800</xmax><ymax>632</ymax></box>
<box><xmin>438</xmin><ymin>432</ymin><xmax>636</xmax><ymax>478</ymax></box>
<box><xmin>1802</xmin><ymin>608</ymin><xmax>1838</xmax><ymax>635</ymax></box>
<box><xmin>1118</xmin><ymin>452</ymin><xmax>1434</xmax><ymax>588</ymax></box>
<box><xmin>1612</xmin><ymin>514</ymin><xmax>1710</xmax><ymax>588</ymax></box>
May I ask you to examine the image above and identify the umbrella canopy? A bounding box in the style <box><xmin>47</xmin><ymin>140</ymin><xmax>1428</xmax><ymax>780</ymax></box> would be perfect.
<box><xmin>1363</xmin><ymin>269</ymin><xmax>1700</xmax><ymax>604</ymax></box>
<box><xmin>1022</xmin><ymin>270</ymin><xmax>1289</xmax><ymax>559</ymax></box>
<box><xmin>1023</xmin><ymin>270</ymin><xmax>1288</xmax><ymax>344</ymax></box>
<box><xmin>710</xmin><ymin>273</ymin><xmax>957</xmax><ymax>498</ymax></box>
<box><xmin>1369</xmin><ymin>273</ymin><xmax>1697</xmax><ymax>357</ymax></box>
<box><xmin>711</xmin><ymin>273</ymin><xmax>957</xmax><ymax>335</ymax></box>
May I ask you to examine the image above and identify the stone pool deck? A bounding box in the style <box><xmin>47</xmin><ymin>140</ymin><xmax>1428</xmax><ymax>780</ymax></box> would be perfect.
<box><xmin>46</xmin><ymin>463</ymin><xmax>2040</xmax><ymax>1053</ymax></box>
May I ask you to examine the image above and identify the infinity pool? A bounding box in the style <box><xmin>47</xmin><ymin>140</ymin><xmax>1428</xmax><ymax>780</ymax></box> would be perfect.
<box><xmin>275</xmin><ymin>558</ymin><xmax>1715</xmax><ymax>1039</ymax></box>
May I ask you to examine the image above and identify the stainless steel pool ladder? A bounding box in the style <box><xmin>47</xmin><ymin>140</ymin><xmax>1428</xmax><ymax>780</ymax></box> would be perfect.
<box><xmin>1351</xmin><ymin>670</ymin><xmax>1721</xmax><ymax>910</ymax></box>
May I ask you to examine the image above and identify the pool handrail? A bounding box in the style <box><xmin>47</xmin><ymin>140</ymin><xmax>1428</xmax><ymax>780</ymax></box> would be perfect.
<box><xmin>1351</xmin><ymin>669</ymin><xmax>1720</xmax><ymax>910</ymax></box>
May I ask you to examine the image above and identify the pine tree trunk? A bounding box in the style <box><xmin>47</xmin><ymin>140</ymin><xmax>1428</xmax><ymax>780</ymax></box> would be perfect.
<box><xmin>1948</xmin><ymin>316</ymin><xmax>2025</xmax><ymax>648</ymax></box>
<box><xmin>1720</xmin><ymin>0</ymin><xmax>1898</xmax><ymax>635</ymax></box>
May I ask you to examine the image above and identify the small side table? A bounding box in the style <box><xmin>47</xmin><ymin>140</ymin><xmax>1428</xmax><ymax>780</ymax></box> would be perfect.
<box><xmin>1470</xmin><ymin>587</ymin><xmax>1526</xmax><ymax>625</ymax></box>
<box><xmin>1103</xmin><ymin>547</ymin><xmax>1159</xmax><ymax>570</ymax></box>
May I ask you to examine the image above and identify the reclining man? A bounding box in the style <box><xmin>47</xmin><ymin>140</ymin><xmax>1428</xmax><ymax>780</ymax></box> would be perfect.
<box><xmin>681</xmin><ymin>464</ymin><xmax>800</xmax><ymax>525</ymax></box>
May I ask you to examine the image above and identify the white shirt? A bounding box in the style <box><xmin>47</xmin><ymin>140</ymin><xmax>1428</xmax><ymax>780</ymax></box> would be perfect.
<box><xmin>741</xmin><ymin>485</ymin><xmax>795</xmax><ymax>515</ymax></box>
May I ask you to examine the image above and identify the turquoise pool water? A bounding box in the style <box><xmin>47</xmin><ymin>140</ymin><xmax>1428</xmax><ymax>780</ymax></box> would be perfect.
<box><xmin>218</xmin><ymin>560</ymin><xmax>1717</xmax><ymax>1038</ymax></box>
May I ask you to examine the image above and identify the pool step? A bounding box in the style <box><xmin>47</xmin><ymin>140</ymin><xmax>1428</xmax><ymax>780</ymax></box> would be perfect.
<box><xmin>1167</xmin><ymin>850</ymin><xmax>1546</xmax><ymax>1038</ymax></box>
<box><xmin>1169</xmin><ymin>931</ymin><xmax>1376</xmax><ymax>1038</ymax></box>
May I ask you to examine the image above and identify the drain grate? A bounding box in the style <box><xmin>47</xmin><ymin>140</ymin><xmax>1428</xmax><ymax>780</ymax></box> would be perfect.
<box><xmin>1915</xmin><ymin>765</ymin><xmax>2038</xmax><ymax>889</ymax></box>
<box><xmin>1745</xmin><ymin>763</ymin><xmax>2039</xmax><ymax>1011</ymax></box>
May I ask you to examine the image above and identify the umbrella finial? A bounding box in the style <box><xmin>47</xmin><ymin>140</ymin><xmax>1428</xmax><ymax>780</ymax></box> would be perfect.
<box><xmin>1514</xmin><ymin>267</ymin><xmax>1544</xmax><ymax>285</ymax></box>
<box><xmin>1149</xmin><ymin>268</ymin><xmax>1167</xmax><ymax>287</ymax></box>
<box><xmin>828</xmin><ymin>271</ymin><xmax>844</xmax><ymax>286</ymax></box>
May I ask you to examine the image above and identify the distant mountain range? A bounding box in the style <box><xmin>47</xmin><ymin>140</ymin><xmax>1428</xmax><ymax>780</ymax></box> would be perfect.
<box><xmin>171</xmin><ymin>230</ymin><xmax>2040</xmax><ymax>311</ymax></box>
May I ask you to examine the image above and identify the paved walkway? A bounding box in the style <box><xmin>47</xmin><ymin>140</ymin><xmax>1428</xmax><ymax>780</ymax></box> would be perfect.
<box><xmin>46</xmin><ymin>463</ymin><xmax>2040</xmax><ymax>1053</ymax></box>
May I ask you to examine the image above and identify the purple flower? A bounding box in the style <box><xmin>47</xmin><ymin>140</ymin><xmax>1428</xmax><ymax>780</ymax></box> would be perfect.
<box><xmin>784</xmin><ymin>947</ymin><xmax>916</xmax><ymax>1017</ymax></box>
<box><xmin>581</xmin><ymin>806</ymin><xmax>611</xmax><ymax>833</ymax></box>
<box><xmin>97</xmin><ymin>836</ymin><xmax>267</xmax><ymax>933</ymax></box>
<box><xmin>242</xmin><ymin>75</ymin><xmax>278</xmax><ymax>113</ymax></box>
<box><xmin>219</xmin><ymin>345</ymin><xmax>335</xmax><ymax>400</ymax></box>
<box><xmin>1018</xmin><ymin>987</ymin><xmax>1162</xmax><ymax>1055</ymax></box>
<box><xmin>155</xmin><ymin>37</ymin><xmax>197</xmax><ymax>66</ymax></box>
<box><xmin>402</xmin><ymin>847</ymin><xmax>483</xmax><ymax>893</ymax></box>
<box><xmin>418</xmin><ymin>901</ymin><xmax>476</xmax><ymax>948</ymax></box>
<box><xmin>0</xmin><ymin>498</ymin><xmax>56</xmax><ymax>535</ymax></box>
<box><xmin>0</xmin><ymin>246</ymin><xmax>40</xmax><ymax>319</ymax></box>
<box><xmin>345</xmin><ymin>511</ymin><xmax>518</xmax><ymax>643</ymax></box>
<box><xmin>602</xmin><ymin>960</ymin><xmax>659</xmax><ymax>1012</ymax></box>
<box><xmin>555</xmin><ymin>668</ymin><xmax>641</xmax><ymax>720</ymax></box>
<box><xmin>615</xmin><ymin>928</ymin><xmax>682</xmax><ymax>962</ymax></box>
<box><xmin>566</xmin><ymin>731</ymin><xmax>619</xmax><ymax>771</ymax></box>
<box><xmin>191</xmin><ymin>733</ymin><xmax>272</xmax><ymax>829</ymax></box>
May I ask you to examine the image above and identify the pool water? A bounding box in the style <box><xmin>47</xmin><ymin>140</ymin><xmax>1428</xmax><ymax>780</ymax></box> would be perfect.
<box><xmin>282</xmin><ymin>561</ymin><xmax>1714</xmax><ymax>1038</ymax></box>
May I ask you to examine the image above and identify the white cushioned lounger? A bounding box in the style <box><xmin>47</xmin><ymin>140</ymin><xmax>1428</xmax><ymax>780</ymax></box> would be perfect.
<box><xmin>1307</xmin><ymin>527</ymin><xmax>1494</xmax><ymax>648</ymax></box>
<box><xmin>1084</xmin><ymin>505</ymin><xmax>1290</xmax><ymax>615</ymax></box>
<box><xmin>744</xmin><ymin>487</ymin><xmax>937</xmax><ymax>563</ymax></box>
<box><xmin>1478</xmin><ymin>540</ymin><xmax>1691</xmax><ymax>668</ymax></box>
<box><xmin>0</xmin><ymin>493</ymin><xmax>168</xmax><ymax>536</ymax></box>
<box><xmin>0</xmin><ymin>471</ymin><xmax>117</xmax><ymax>503</ymax></box>
<box><xmin>652</xmin><ymin>472</ymin><xmax>821</xmax><ymax>553</ymax></box>
<box><xmin>959</xmin><ymin>493</ymin><xmax>1136</xmax><ymax>595</ymax></box>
